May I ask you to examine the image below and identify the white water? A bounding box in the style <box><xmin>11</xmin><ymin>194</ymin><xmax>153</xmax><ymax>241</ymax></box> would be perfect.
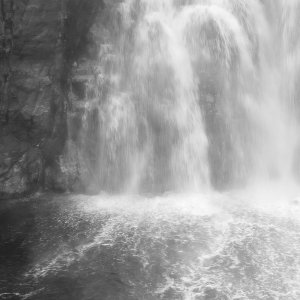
<box><xmin>75</xmin><ymin>0</ymin><xmax>300</xmax><ymax>194</ymax></box>
<box><xmin>94</xmin><ymin>0</ymin><xmax>210</xmax><ymax>193</ymax></box>
<box><xmin>25</xmin><ymin>191</ymin><xmax>300</xmax><ymax>299</ymax></box>
<box><xmin>64</xmin><ymin>3</ymin><xmax>300</xmax><ymax>295</ymax></box>
<box><xmin>60</xmin><ymin>2</ymin><xmax>300</xmax><ymax>296</ymax></box>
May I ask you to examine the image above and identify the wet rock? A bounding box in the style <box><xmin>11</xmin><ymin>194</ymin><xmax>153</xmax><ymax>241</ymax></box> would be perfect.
<box><xmin>0</xmin><ymin>138</ymin><xmax>42</xmax><ymax>199</ymax></box>
<box><xmin>0</xmin><ymin>0</ymin><xmax>104</xmax><ymax>199</ymax></box>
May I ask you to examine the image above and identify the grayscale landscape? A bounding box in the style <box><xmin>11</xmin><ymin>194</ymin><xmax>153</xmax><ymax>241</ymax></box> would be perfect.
<box><xmin>1</xmin><ymin>1</ymin><xmax>300</xmax><ymax>299</ymax></box>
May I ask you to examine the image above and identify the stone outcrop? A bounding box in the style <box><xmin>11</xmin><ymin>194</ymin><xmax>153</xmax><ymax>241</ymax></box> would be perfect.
<box><xmin>0</xmin><ymin>0</ymin><xmax>103</xmax><ymax>199</ymax></box>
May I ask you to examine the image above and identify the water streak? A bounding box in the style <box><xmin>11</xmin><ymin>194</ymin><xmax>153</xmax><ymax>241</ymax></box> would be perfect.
<box><xmin>77</xmin><ymin>0</ymin><xmax>300</xmax><ymax>193</ymax></box>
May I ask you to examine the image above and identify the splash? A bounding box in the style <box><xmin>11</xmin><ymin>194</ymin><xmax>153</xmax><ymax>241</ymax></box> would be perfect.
<box><xmin>23</xmin><ymin>192</ymin><xmax>300</xmax><ymax>299</ymax></box>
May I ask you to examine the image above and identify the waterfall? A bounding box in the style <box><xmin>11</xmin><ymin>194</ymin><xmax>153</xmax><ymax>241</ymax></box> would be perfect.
<box><xmin>94</xmin><ymin>0</ymin><xmax>211</xmax><ymax>194</ymax></box>
<box><xmin>6</xmin><ymin>3</ymin><xmax>300</xmax><ymax>299</ymax></box>
<box><xmin>78</xmin><ymin>0</ymin><xmax>300</xmax><ymax>194</ymax></box>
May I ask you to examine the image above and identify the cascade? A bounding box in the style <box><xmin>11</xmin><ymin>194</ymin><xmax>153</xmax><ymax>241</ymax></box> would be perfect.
<box><xmin>77</xmin><ymin>0</ymin><xmax>300</xmax><ymax>194</ymax></box>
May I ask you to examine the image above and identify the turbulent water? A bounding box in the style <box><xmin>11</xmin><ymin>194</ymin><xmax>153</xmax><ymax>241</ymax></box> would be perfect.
<box><xmin>2</xmin><ymin>0</ymin><xmax>300</xmax><ymax>299</ymax></box>
<box><xmin>1</xmin><ymin>192</ymin><xmax>300</xmax><ymax>300</ymax></box>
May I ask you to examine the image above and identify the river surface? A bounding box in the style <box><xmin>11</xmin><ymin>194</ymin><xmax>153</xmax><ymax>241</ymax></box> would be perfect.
<box><xmin>1</xmin><ymin>189</ymin><xmax>300</xmax><ymax>300</ymax></box>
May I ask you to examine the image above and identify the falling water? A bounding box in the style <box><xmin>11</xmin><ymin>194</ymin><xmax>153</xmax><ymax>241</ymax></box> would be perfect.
<box><xmin>94</xmin><ymin>0</ymin><xmax>210</xmax><ymax>194</ymax></box>
<box><xmin>77</xmin><ymin>0</ymin><xmax>300</xmax><ymax>194</ymax></box>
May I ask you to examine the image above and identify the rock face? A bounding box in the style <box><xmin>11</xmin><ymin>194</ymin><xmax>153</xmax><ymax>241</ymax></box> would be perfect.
<box><xmin>0</xmin><ymin>0</ymin><xmax>103</xmax><ymax>199</ymax></box>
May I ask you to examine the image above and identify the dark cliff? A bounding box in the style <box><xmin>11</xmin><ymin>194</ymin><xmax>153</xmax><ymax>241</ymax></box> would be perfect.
<box><xmin>0</xmin><ymin>0</ymin><xmax>103</xmax><ymax>199</ymax></box>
